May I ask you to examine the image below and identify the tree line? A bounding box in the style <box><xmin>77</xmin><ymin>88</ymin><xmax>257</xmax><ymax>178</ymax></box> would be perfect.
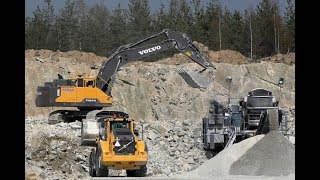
<box><xmin>25</xmin><ymin>0</ymin><xmax>295</xmax><ymax>60</ymax></box>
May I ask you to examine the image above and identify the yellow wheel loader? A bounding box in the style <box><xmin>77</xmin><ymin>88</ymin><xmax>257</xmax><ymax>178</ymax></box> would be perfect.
<box><xmin>83</xmin><ymin>111</ymin><xmax>148</xmax><ymax>177</ymax></box>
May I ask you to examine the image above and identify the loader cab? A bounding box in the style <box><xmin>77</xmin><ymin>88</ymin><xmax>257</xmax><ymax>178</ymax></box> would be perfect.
<box><xmin>101</xmin><ymin>112</ymin><xmax>133</xmax><ymax>133</ymax></box>
<box><xmin>111</xmin><ymin>121</ymin><xmax>131</xmax><ymax>131</ymax></box>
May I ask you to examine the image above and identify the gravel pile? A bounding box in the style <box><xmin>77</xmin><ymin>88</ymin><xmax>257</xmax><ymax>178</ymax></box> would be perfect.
<box><xmin>176</xmin><ymin>130</ymin><xmax>295</xmax><ymax>179</ymax></box>
<box><xmin>229</xmin><ymin>130</ymin><xmax>295</xmax><ymax>176</ymax></box>
<box><xmin>177</xmin><ymin>134</ymin><xmax>265</xmax><ymax>178</ymax></box>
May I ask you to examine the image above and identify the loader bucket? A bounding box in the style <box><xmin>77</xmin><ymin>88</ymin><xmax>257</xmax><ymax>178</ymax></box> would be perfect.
<box><xmin>176</xmin><ymin>68</ymin><xmax>213</xmax><ymax>88</ymax></box>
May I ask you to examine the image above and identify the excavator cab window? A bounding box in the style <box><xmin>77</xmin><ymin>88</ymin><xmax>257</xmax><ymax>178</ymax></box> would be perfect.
<box><xmin>111</xmin><ymin>122</ymin><xmax>130</xmax><ymax>131</ymax></box>
<box><xmin>86</xmin><ymin>80</ymin><xmax>95</xmax><ymax>88</ymax></box>
<box><xmin>77</xmin><ymin>78</ymin><xmax>84</xmax><ymax>87</ymax></box>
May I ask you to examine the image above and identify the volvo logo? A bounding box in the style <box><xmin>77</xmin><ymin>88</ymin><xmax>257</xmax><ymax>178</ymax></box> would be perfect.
<box><xmin>138</xmin><ymin>46</ymin><xmax>161</xmax><ymax>55</ymax></box>
<box><xmin>85</xmin><ymin>99</ymin><xmax>97</xmax><ymax>102</ymax></box>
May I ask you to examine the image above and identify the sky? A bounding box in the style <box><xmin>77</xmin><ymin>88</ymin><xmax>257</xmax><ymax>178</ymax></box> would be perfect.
<box><xmin>25</xmin><ymin>0</ymin><xmax>288</xmax><ymax>17</ymax></box>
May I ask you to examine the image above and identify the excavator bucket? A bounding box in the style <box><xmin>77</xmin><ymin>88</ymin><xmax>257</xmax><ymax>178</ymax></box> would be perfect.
<box><xmin>176</xmin><ymin>68</ymin><xmax>213</xmax><ymax>88</ymax></box>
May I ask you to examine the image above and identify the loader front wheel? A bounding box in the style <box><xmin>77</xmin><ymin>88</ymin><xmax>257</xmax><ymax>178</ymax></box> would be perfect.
<box><xmin>127</xmin><ymin>165</ymin><xmax>147</xmax><ymax>177</ymax></box>
<box><xmin>95</xmin><ymin>146</ymin><xmax>109</xmax><ymax>177</ymax></box>
<box><xmin>89</xmin><ymin>148</ymin><xmax>96</xmax><ymax>177</ymax></box>
<box><xmin>135</xmin><ymin>165</ymin><xmax>147</xmax><ymax>177</ymax></box>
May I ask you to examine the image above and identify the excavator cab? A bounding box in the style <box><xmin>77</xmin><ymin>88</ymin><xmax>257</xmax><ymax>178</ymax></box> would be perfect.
<box><xmin>72</xmin><ymin>77</ymin><xmax>96</xmax><ymax>88</ymax></box>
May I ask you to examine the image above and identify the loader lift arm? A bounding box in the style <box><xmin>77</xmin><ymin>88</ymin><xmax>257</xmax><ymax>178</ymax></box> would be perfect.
<box><xmin>96</xmin><ymin>29</ymin><xmax>216</xmax><ymax>96</ymax></box>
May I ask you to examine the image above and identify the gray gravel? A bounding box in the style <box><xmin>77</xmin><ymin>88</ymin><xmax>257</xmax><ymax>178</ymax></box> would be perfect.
<box><xmin>177</xmin><ymin>135</ymin><xmax>265</xmax><ymax>178</ymax></box>
<box><xmin>229</xmin><ymin>130</ymin><xmax>295</xmax><ymax>176</ymax></box>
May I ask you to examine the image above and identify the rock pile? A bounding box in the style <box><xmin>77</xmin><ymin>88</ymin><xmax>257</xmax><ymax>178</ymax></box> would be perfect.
<box><xmin>25</xmin><ymin>116</ymin><xmax>91</xmax><ymax>179</ymax></box>
<box><xmin>141</xmin><ymin>119</ymin><xmax>208</xmax><ymax>176</ymax></box>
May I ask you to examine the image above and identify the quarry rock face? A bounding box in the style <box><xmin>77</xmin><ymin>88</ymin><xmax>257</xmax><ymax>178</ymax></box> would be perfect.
<box><xmin>25</xmin><ymin>48</ymin><xmax>295</xmax><ymax>179</ymax></box>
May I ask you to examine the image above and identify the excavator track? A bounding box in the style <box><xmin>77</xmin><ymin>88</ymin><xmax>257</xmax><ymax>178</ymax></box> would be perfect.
<box><xmin>48</xmin><ymin>110</ymin><xmax>65</xmax><ymax>124</ymax></box>
<box><xmin>48</xmin><ymin>110</ymin><xmax>92</xmax><ymax>124</ymax></box>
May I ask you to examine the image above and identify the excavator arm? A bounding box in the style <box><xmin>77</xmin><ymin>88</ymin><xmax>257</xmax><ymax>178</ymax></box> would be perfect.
<box><xmin>96</xmin><ymin>29</ymin><xmax>216</xmax><ymax>95</ymax></box>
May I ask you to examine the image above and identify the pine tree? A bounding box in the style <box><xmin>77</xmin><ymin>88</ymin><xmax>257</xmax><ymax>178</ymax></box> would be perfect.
<box><xmin>109</xmin><ymin>3</ymin><xmax>128</xmax><ymax>53</ymax></box>
<box><xmin>42</xmin><ymin>0</ymin><xmax>55</xmax><ymax>49</ymax></box>
<box><xmin>190</xmin><ymin>0</ymin><xmax>204</xmax><ymax>41</ymax></box>
<box><xmin>284</xmin><ymin>0</ymin><xmax>295</xmax><ymax>53</ymax></box>
<box><xmin>242</xmin><ymin>9</ymin><xmax>255</xmax><ymax>59</ymax></box>
<box><xmin>254</xmin><ymin>0</ymin><xmax>275</xmax><ymax>58</ymax></box>
<box><xmin>204</xmin><ymin>0</ymin><xmax>222</xmax><ymax>50</ymax></box>
<box><xmin>153</xmin><ymin>2</ymin><xmax>167</xmax><ymax>32</ymax></box>
<box><xmin>25</xmin><ymin>17</ymin><xmax>32</xmax><ymax>49</ymax></box>
<box><xmin>176</xmin><ymin>0</ymin><xmax>193</xmax><ymax>34</ymax></box>
<box><xmin>28</xmin><ymin>5</ymin><xmax>47</xmax><ymax>49</ymax></box>
<box><xmin>167</xmin><ymin>0</ymin><xmax>179</xmax><ymax>30</ymax></box>
<box><xmin>55</xmin><ymin>0</ymin><xmax>78</xmax><ymax>51</ymax></box>
<box><xmin>222</xmin><ymin>9</ymin><xmax>243</xmax><ymax>52</ymax></box>
<box><xmin>74</xmin><ymin>0</ymin><xmax>88</xmax><ymax>51</ymax></box>
<box><xmin>81</xmin><ymin>2</ymin><xmax>111</xmax><ymax>56</ymax></box>
<box><xmin>127</xmin><ymin>0</ymin><xmax>152</xmax><ymax>42</ymax></box>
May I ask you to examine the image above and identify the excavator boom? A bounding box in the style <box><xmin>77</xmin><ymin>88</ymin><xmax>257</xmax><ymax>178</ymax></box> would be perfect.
<box><xmin>96</xmin><ymin>29</ymin><xmax>215</xmax><ymax>95</ymax></box>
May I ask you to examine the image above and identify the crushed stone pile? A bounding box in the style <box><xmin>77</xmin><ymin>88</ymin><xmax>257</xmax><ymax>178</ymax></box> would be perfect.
<box><xmin>177</xmin><ymin>131</ymin><xmax>295</xmax><ymax>179</ymax></box>
<box><xmin>177</xmin><ymin>134</ymin><xmax>265</xmax><ymax>178</ymax></box>
<box><xmin>229</xmin><ymin>130</ymin><xmax>295</xmax><ymax>176</ymax></box>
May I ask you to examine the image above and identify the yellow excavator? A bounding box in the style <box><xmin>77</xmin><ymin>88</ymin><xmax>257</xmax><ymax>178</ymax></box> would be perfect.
<box><xmin>35</xmin><ymin>29</ymin><xmax>216</xmax><ymax>124</ymax></box>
